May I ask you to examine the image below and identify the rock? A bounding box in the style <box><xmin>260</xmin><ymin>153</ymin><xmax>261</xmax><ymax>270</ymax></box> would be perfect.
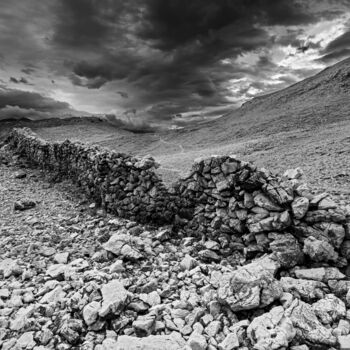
<box><xmin>83</xmin><ymin>301</ymin><xmax>101</xmax><ymax>326</ymax></box>
<box><xmin>247</xmin><ymin>306</ymin><xmax>295</xmax><ymax>350</ymax></box>
<box><xmin>312</xmin><ymin>294</ymin><xmax>346</xmax><ymax>324</ymax></box>
<box><xmin>155</xmin><ymin>229</ymin><xmax>171</xmax><ymax>241</ymax></box>
<box><xmin>59</xmin><ymin>319</ymin><xmax>83</xmax><ymax>345</ymax></box>
<box><xmin>133</xmin><ymin>313</ymin><xmax>156</xmax><ymax>336</ymax></box>
<box><xmin>14</xmin><ymin>199</ymin><xmax>36</xmax><ymax>211</ymax></box>
<box><xmin>218</xmin><ymin>255</ymin><xmax>282</xmax><ymax>311</ymax></box>
<box><xmin>46</xmin><ymin>264</ymin><xmax>67</xmax><ymax>279</ymax></box>
<box><xmin>248</xmin><ymin>210</ymin><xmax>291</xmax><ymax>233</ymax></box>
<box><xmin>318</xmin><ymin>197</ymin><xmax>337</xmax><ymax>210</ymax></box>
<box><xmin>285</xmin><ymin>299</ymin><xmax>336</xmax><ymax>346</ymax></box>
<box><xmin>253</xmin><ymin>192</ymin><xmax>282</xmax><ymax>211</ymax></box>
<box><xmin>303</xmin><ymin>236</ymin><xmax>338</xmax><ymax>262</ymax></box>
<box><xmin>103</xmin><ymin>232</ymin><xmax>144</xmax><ymax>261</ymax></box>
<box><xmin>198</xmin><ymin>249</ymin><xmax>221</xmax><ymax>262</ymax></box>
<box><xmin>180</xmin><ymin>255</ymin><xmax>198</xmax><ymax>271</ymax></box>
<box><xmin>0</xmin><ymin>258</ymin><xmax>21</xmax><ymax>278</ymax></box>
<box><xmin>54</xmin><ymin>252</ymin><xmax>69</xmax><ymax>264</ymax></box>
<box><xmin>291</xmin><ymin>197</ymin><xmax>309</xmax><ymax>219</ymax></box>
<box><xmin>113</xmin><ymin>333</ymin><xmax>186</xmax><ymax>350</ymax></box>
<box><xmin>338</xmin><ymin>335</ymin><xmax>350</xmax><ymax>350</ymax></box>
<box><xmin>280</xmin><ymin>277</ymin><xmax>326</xmax><ymax>301</ymax></box>
<box><xmin>16</xmin><ymin>331</ymin><xmax>36</xmax><ymax>349</ymax></box>
<box><xmin>205</xmin><ymin>320</ymin><xmax>221</xmax><ymax>337</ymax></box>
<box><xmin>10</xmin><ymin>305</ymin><xmax>35</xmax><ymax>331</ymax></box>
<box><xmin>40</xmin><ymin>285</ymin><xmax>66</xmax><ymax>304</ymax></box>
<box><xmin>269</xmin><ymin>233</ymin><xmax>303</xmax><ymax>268</ymax></box>
<box><xmin>99</xmin><ymin>280</ymin><xmax>131</xmax><ymax>317</ymax></box>
<box><xmin>284</xmin><ymin>168</ymin><xmax>303</xmax><ymax>179</ymax></box>
<box><xmin>294</xmin><ymin>267</ymin><xmax>345</xmax><ymax>282</ymax></box>
<box><xmin>140</xmin><ymin>279</ymin><xmax>158</xmax><ymax>293</ymax></box>
<box><xmin>218</xmin><ymin>332</ymin><xmax>240</xmax><ymax>350</ymax></box>
<box><xmin>188</xmin><ymin>332</ymin><xmax>207</xmax><ymax>350</ymax></box>
<box><xmin>14</xmin><ymin>170</ymin><xmax>27</xmax><ymax>179</ymax></box>
<box><xmin>109</xmin><ymin>260</ymin><xmax>125</xmax><ymax>273</ymax></box>
<box><xmin>341</xmin><ymin>240</ymin><xmax>350</xmax><ymax>259</ymax></box>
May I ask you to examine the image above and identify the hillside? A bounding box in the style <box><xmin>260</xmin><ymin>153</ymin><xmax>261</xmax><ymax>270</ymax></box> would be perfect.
<box><xmin>5</xmin><ymin>57</ymin><xmax>350</xmax><ymax>195</ymax></box>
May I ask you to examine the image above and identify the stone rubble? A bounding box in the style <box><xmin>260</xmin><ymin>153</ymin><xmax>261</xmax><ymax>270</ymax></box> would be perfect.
<box><xmin>0</xmin><ymin>129</ymin><xmax>349</xmax><ymax>349</ymax></box>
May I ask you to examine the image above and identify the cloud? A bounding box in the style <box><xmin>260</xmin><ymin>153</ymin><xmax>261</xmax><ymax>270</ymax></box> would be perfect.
<box><xmin>9</xmin><ymin>77</ymin><xmax>31</xmax><ymax>85</ymax></box>
<box><xmin>0</xmin><ymin>0</ymin><xmax>349</xmax><ymax>121</ymax></box>
<box><xmin>0</xmin><ymin>105</ymin><xmax>51</xmax><ymax>121</ymax></box>
<box><xmin>0</xmin><ymin>86</ymin><xmax>79</xmax><ymax>120</ymax></box>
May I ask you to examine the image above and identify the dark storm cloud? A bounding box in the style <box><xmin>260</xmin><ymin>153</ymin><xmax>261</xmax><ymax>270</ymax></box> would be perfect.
<box><xmin>0</xmin><ymin>87</ymin><xmax>74</xmax><ymax>121</ymax></box>
<box><xmin>138</xmin><ymin>0</ymin><xmax>315</xmax><ymax>50</ymax></box>
<box><xmin>54</xmin><ymin>0</ymin><xmax>321</xmax><ymax>117</ymax></box>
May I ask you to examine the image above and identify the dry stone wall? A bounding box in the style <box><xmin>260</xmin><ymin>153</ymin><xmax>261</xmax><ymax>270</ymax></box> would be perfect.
<box><xmin>6</xmin><ymin>128</ymin><xmax>349</xmax><ymax>264</ymax></box>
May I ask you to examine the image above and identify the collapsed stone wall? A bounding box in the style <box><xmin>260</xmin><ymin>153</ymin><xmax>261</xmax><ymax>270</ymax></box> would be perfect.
<box><xmin>6</xmin><ymin>128</ymin><xmax>192</xmax><ymax>224</ymax></box>
<box><xmin>6</xmin><ymin>128</ymin><xmax>349</xmax><ymax>264</ymax></box>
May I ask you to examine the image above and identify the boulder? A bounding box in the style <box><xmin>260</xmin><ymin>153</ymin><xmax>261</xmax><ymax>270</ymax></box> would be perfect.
<box><xmin>294</xmin><ymin>267</ymin><xmax>345</xmax><ymax>282</ymax></box>
<box><xmin>99</xmin><ymin>280</ymin><xmax>131</xmax><ymax>317</ymax></box>
<box><xmin>247</xmin><ymin>306</ymin><xmax>295</xmax><ymax>350</ymax></box>
<box><xmin>103</xmin><ymin>232</ymin><xmax>146</xmax><ymax>261</ymax></box>
<box><xmin>291</xmin><ymin>197</ymin><xmax>309</xmax><ymax>219</ymax></box>
<box><xmin>285</xmin><ymin>299</ymin><xmax>336</xmax><ymax>347</ymax></box>
<box><xmin>312</xmin><ymin>294</ymin><xmax>346</xmax><ymax>324</ymax></box>
<box><xmin>280</xmin><ymin>277</ymin><xmax>326</xmax><ymax>301</ymax></box>
<box><xmin>269</xmin><ymin>233</ymin><xmax>303</xmax><ymax>268</ymax></box>
<box><xmin>303</xmin><ymin>236</ymin><xmax>338</xmax><ymax>262</ymax></box>
<box><xmin>218</xmin><ymin>255</ymin><xmax>282</xmax><ymax>311</ymax></box>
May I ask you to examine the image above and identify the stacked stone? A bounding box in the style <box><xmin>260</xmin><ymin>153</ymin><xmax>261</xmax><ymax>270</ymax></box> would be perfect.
<box><xmin>178</xmin><ymin>155</ymin><xmax>348</xmax><ymax>265</ymax></box>
<box><xmin>6</xmin><ymin>128</ymin><xmax>180</xmax><ymax>224</ymax></box>
<box><xmin>6</xmin><ymin>128</ymin><xmax>349</xmax><ymax>264</ymax></box>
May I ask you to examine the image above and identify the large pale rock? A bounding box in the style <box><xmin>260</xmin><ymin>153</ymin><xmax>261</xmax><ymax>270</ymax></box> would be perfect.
<box><xmin>312</xmin><ymin>294</ymin><xmax>346</xmax><ymax>324</ymax></box>
<box><xmin>285</xmin><ymin>299</ymin><xmax>336</xmax><ymax>346</ymax></box>
<box><xmin>303</xmin><ymin>236</ymin><xmax>338</xmax><ymax>262</ymax></box>
<box><xmin>318</xmin><ymin>222</ymin><xmax>345</xmax><ymax>248</ymax></box>
<box><xmin>112</xmin><ymin>333</ymin><xmax>186</xmax><ymax>350</ymax></box>
<box><xmin>284</xmin><ymin>168</ymin><xmax>303</xmax><ymax>180</ymax></box>
<box><xmin>99</xmin><ymin>280</ymin><xmax>131</xmax><ymax>317</ymax></box>
<box><xmin>294</xmin><ymin>267</ymin><xmax>345</xmax><ymax>282</ymax></box>
<box><xmin>103</xmin><ymin>232</ymin><xmax>145</xmax><ymax>261</ymax></box>
<box><xmin>0</xmin><ymin>259</ymin><xmax>21</xmax><ymax>278</ymax></box>
<box><xmin>218</xmin><ymin>332</ymin><xmax>240</xmax><ymax>350</ymax></box>
<box><xmin>247</xmin><ymin>306</ymin><xmax>295</xmax><ymax>350</ymax></box>
<box><xmin>280</xmin><ymin>277</ymin><xmax>326</xmax><ymax>301</ymax></box>
<box><xmin>218</xmin><ymin>255</ymin><xmax>281</xmax><ymax>311</ymax></box>
<box><xmin>83</xmin><ymin>301</ymin><xmax>101</xmax><ymax>326</ymax></box>
<box><xmin>291</xmin><ymin>197</ymin><xmax>309</xmax><ymax>219</ymax></box>
<box><xmin>188</xmin><ymin>332</ymin><xmax>207</xmax><ymax>350</ymax></box>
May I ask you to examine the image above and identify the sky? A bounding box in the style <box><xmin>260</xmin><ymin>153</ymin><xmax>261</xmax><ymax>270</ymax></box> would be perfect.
<box><xmin>0</xmin><ymin>0</ymin><xmax>350</xmax><ymax>125</ymax></box>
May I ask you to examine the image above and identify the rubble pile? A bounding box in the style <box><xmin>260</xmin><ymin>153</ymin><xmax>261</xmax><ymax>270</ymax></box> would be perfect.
<box><xmin>1</xmin><ymin>128</ymin><xmax>350</xmax><ymax>349</ymax></box>
<box><xmin>6</xmin><ymin>128</ymin><xmax>184</xmax><ymax>224</ymax></box>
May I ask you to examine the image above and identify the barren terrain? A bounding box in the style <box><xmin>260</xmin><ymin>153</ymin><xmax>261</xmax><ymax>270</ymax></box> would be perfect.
<box><xmin>29</xmin><ymin>58</ymin><xmax>350</xmax><ymax>198</ymax></box>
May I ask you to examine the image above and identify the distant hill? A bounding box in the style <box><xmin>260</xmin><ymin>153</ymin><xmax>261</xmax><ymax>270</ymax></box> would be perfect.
<box><xmin>209</xmin><ymin>56</ymin><xmax>350</xmax><ymax>139</ymax></box>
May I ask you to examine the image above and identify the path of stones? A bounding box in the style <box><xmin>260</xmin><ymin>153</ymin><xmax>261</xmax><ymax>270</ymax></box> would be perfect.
<box><xmin>1</xmin><ymin>152</ymin><xmax>350</xmax><ymax>350</ymax></box>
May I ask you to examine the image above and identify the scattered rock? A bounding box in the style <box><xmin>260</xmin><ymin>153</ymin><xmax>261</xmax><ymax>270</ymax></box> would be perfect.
<box><xmin>14</xmin><ymin>199</ymin><xmax>36</xmax><ymax>211</ymax></box>
<box><xmin>99</xmin><ymin>280</ymin><xmax>131</xmax><ymax>317</ymax></box>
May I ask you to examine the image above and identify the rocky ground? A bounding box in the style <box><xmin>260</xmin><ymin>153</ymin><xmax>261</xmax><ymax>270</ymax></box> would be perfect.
<box><xmin>1</xmin><ymin>150</ymin><xmax>350</xmax><ymax>350</ymax></box>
